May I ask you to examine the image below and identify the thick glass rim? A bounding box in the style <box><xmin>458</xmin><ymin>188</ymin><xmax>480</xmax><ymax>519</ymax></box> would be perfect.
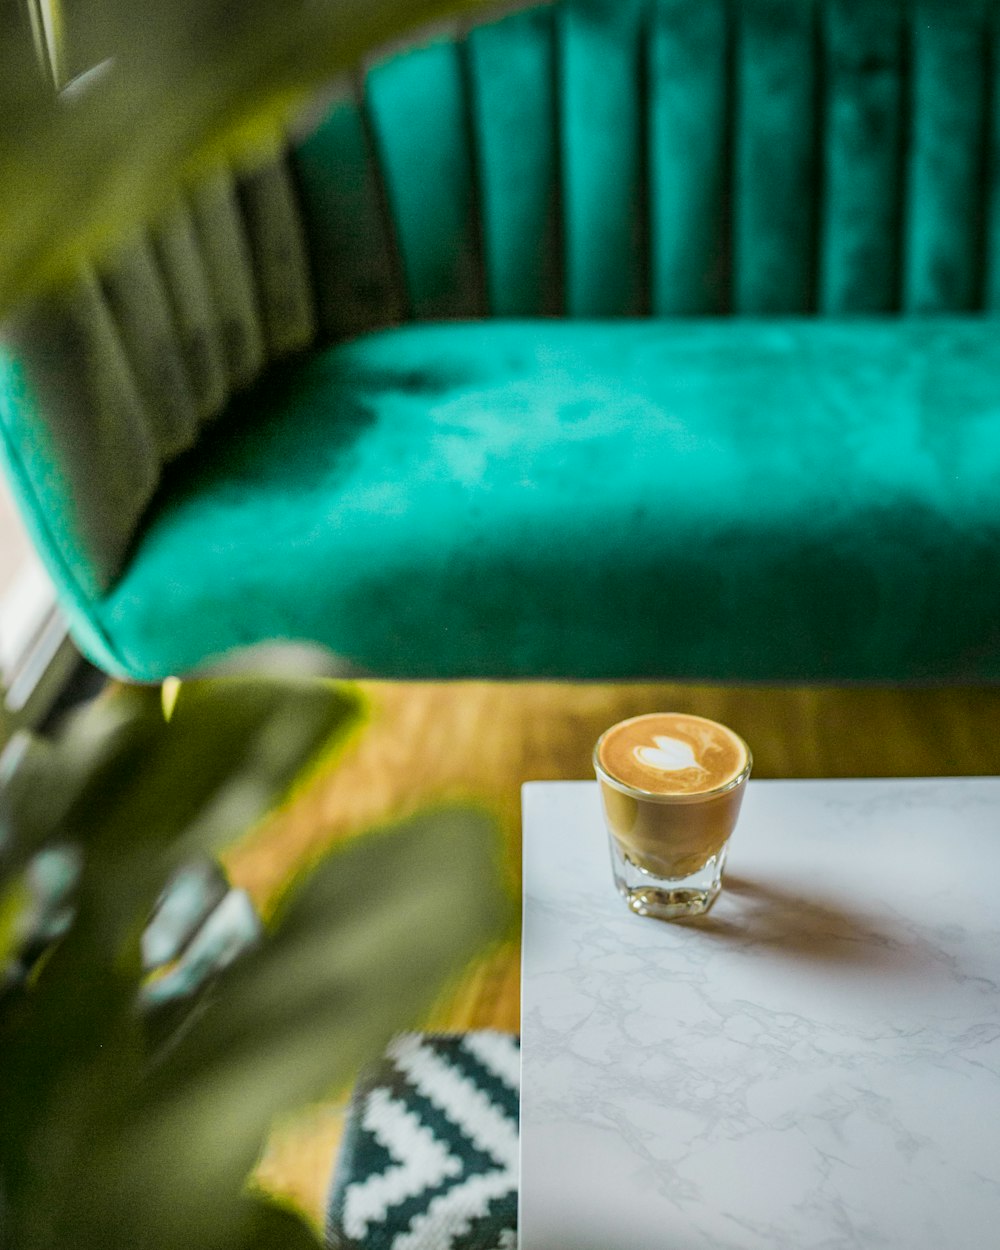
<box><xmin>593</xmin><ymin>715</ymin><xmax>753</xmax><ymax>805</ymax></box>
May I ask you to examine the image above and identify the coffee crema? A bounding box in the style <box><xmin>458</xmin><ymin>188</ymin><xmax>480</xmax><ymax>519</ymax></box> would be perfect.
<box><xmin>596</xmin><ymin>712</ymin><xmax>748</xmax><ymax>798</ymax></box>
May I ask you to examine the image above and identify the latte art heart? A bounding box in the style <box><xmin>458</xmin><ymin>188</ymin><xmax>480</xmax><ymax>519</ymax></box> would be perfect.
<box><xmin>634</xmin><ymin>735</ymin><xmax>705</xmax><ymax>773</ymax></box>
<box><xmin>598</xmin><ymin>713</ymin><xmax>748</xmax><ymax>797</ymax></box>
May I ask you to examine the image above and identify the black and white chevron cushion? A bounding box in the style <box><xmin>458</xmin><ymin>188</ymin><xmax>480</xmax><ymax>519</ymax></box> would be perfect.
<box><xmin>326</xmin><ymin>1032</ymin><xmax>519</xmax><ymax>1250</ymax></box>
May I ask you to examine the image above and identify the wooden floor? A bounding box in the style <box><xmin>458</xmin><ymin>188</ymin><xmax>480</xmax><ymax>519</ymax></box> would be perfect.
<box><xmin>223</xmin><ymin>679</ymin><xmax>1000</xmax><ymax>1231</ymax></box>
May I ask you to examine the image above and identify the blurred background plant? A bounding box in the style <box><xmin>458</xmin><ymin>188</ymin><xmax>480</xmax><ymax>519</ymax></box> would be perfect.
<box><xmin>0</xmin><ymin>656</ymin><xmax>510</xmax><ymax>1250</ymax></box>
<box><xmin>0</xmin><ymin>0</ymin><xmax>514</xmax><ymax>319</ymax></box>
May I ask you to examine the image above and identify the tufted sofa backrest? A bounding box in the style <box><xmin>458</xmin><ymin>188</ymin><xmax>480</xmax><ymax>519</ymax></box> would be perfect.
<box><xmin>2</xmin><ymin>0</ymin><xmax>999</xmax><ymax>604</ymax></box>
<box><xmin>301</xmin><ymin>0</ymin><xmax>1000</xmax><ymax>327</ymax></box>
<box><xmin>0</xmin><ymin>153</ymin><xmax>316</xmax><ymax>598</ymax></box>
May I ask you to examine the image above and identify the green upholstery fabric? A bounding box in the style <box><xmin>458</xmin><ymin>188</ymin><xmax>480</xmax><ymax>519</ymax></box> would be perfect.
<box><xmin>366</xmin><ymin>36</ymin><xmax>485</xmax><ymax>320</ymax></box>
<box><xmin>90</xmin><ymin>320</ymin><xmax>1000</xmax><ymax>682</ymax></box>
<box><xmin>0</xmin><ymin>271</ymin><xmax>160</xmax><ymax>602</ymax></box>
<box><xmin>3</xmin><ymin>0</ymin><xmax>1000</xmax><ymax>682</ymax></box>
<box><xmin>293</xmin><ymin>83</ymin><xmax>408</xmax><ymax>341</ymax></box>
<box><xmin>734</xmin><ymin>0</ymin><xmax>817</xmax><ymax>313</ymax></box>
<box><xmin>0</xmin><ymin>149</ymin><xmax>314</xmax><ymax>599</ymax></box>
<box><xmin>649</xmin><ymin>0</ymin><xmax>731</xmax><ymax>315</ymax></box>
<box><xmin>466</xmin><ymin>10</ymin><xmax>561</xmax><ymax>316</ymax></box>
<box><xmin>187</xmin><ymin>170</ymin><xmax>267</xmax><ymax>390</ymax></box>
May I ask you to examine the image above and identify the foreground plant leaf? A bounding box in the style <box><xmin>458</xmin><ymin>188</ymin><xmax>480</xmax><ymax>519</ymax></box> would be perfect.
<box><xmin>0</xmin><ymin>0</ymin><xmax>534</xmax><ymax>316</ymax></box>
<box><xmin>4</xmin><ymin>676</ymin><xmax>363</xmax><ymax>946</ymax></box>
<box><xmin>0</xmin><ymin>660</ymin><xmax>512</xmax><ymax>1250</ymax></box>
<box><xmin>0</xmin><ymin>668</ymin><xmax>364</xmax><ymax>1248</ymax></box>
<box><xmin>62</xmin><ymin>806</ymin><xmax>510</xmax><ymax>1250</ymax></box>
<box><xmin>233</xmin><ymin>1197</ymin><xmax>325</xmax><ymax>1250</ymax></box>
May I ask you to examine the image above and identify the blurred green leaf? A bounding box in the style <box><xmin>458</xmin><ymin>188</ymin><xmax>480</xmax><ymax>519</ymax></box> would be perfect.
<box><xmin>0</xmin><ymin>934</ymin><xmax>144</xmax><ymax>1250</ymax></box>
<box><xmin>0</xmin><ymin>654</ymin><xmax>512</xmax><ymax>1250</ymax></box>
<box><xmin>73</xmin><ymin>676</ymin><xmax>363</xmax><ymax>861</ymax></box>
<box><xmin>1</xmin><ymin>691</ymin><xmax>166</xmax><ymax>875</ymax></box>
<box><xmin>1</xmin><ymin>732</ymin><xmax>67</xmax><ymax>869</ymax></box>
<box><xmin>0</xmin><ymin>0</ymin><xmax>531</xmax><ymax>316</ymax></box>
<box><xmin>87</xmin><ymin>805</ymin><xmax>511</xmax><ymax>1250</ymax></box>
<box><xmin>0</xmin><ymin>874</ymin><xmax>31</xmax><ymax>969</ymax></box>
<box><xmin>161</xmin><ymin>676</ymin><xmax>366</xmax><ymax>861</ymax></box>
<box><xmin>2</xmin><ymin>676</ymin><xmax>364</xmax><ymax>953</ymax></box>
<box><xmin>233</xmin><ymin>1197</ymin><xmax>323</xmax><ymax>1250</ymax></box>
<box><xmin>0</xmin><ymin>668</ymin><xmax>367</xmax><ymax>1249</ymax></box>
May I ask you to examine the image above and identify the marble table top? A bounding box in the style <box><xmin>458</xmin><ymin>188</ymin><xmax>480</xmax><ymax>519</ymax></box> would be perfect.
<box><xmin>519</xmin><ymin>778</ymin><xmax>1000</xmax><ymax>1250</ymax></box>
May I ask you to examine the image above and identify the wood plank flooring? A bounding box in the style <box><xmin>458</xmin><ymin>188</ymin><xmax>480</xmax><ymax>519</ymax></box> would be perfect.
<box><xmin>226</xmin><ymin>680</ymin><xmax>1000</xmax><ymax>1231</ymax></box>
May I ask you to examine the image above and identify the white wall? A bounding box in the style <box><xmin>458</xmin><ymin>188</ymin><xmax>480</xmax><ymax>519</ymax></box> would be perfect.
<box><xmin>0</xmin><ymin>472</ymin><xmax>59</xmax><ymax>693</ymax></box>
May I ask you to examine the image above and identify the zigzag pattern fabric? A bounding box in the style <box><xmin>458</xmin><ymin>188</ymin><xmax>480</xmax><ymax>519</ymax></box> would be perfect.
<box><xmin>326</xmin><ymin>1032</ymin><xmax>519</xmax><ymax>1250</ymax></box>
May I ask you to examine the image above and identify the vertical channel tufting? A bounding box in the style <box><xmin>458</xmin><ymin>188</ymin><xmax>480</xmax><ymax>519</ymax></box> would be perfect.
<box><xmin>903</xmin><ymin>0</ymin><xmax>989</xmax><ymax>313</ymax></box>
<box><xmin>734</xmin><ymin>0</ymin><xmax>819</xmax><ymax>313</ymax></box>
<box><xmin>236</xmin><ymin>150</ymin><xmax>317</xmax><ymax>359</ymax></box>
<box><xmin>291</xmin><ymin>77</ymin><xmax>408</xmax><ymax>342</ymax></box>
<box><xmin>466</xmin><ymin>6</ymin><xmax>562</xmax><ymax>316</ymax></box>
<box><xmin>363</xmin><ymin>34</ymin><xmax>484</xmax><ymax>321</ymax></box>
<box><xmin>152</xmin><ymin>195</ymin><xmax>228</xmax><ymax>423</ymax></box>
<box><xmin>1</xmin><ymin>266</ymin><xmax>159</xmax><ymax>596</ymax></box>
<box><xmin>100</xmin><ymin>232</ymin><xmax>201</xmax><ymax>457</ymax></box>
<box><xmin>984</xmin><ymin>6</ymin><xmax>1000</xmax><ymax>309</ymax></box>
<box><xmin>819</xmin><ymin>0</ymin><xmax>907</xmax><ymax>313</ymax></box>
<box><xmin>562</xmin><ymin>0</ymin><xmax>647</xmax><ymax>316</ymax></box>
<box><xmin>648</xmin><ymin>0</ymin><xmax>730</xmax><ymax>315</ymax></box>
<box><xmin>188</xmin><ymin>168</ymin><xmax>266</xmax><ymax>392</ymax></box>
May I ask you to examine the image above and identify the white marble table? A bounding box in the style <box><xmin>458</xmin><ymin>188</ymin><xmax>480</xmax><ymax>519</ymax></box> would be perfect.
<box><xmin>520</xmin><ymin>779</ymin><xmax>1000</xmax><ymax>1250</ymax></box>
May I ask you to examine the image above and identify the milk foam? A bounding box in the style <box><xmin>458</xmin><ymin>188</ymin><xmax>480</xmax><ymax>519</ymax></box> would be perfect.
<box><xmin>597</xmin><ymin>713</ymin><xmax>748</xmax><ymax>797</ymax></box>
<box><xmin>634</xmin><ymin>735</ymin><xmax>705</xmax><ymax>773</ymax></box>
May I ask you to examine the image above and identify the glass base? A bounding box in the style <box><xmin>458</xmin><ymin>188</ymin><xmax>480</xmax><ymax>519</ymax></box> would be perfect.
<box><xmin>608</xmin><ymin>837</ymin><xmax>727</xmax><ymax>921</ymax></box>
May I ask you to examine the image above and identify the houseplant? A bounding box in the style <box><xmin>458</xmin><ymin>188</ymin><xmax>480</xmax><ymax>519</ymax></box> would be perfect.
<box><xmin>0</xmin><ymin>0</ymin><xmax>516</xmax><ymax>319</ymax></box>
<box><xmin>0</xmin><ymin>658</ymin><xmax>511</xmax><ymax>1250</ymax></box>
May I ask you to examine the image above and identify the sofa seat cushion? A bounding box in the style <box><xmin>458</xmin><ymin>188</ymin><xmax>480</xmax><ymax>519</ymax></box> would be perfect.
<box><xmin>93</xmin><ymin>318</ymin><xmax>1000</xmax><ymax>681</ymax></box>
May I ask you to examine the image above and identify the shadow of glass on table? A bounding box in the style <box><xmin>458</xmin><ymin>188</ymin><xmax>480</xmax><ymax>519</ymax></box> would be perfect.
<box><xmin>686</xmin><ymin>873</ymin><xmax>946</xmax><ymax>981</ymax></box>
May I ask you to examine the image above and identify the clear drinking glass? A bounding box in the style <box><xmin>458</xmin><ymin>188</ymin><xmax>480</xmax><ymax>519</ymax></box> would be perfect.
<box><xmin>594</xmin><ymin>713</ymin><xmax>752</xmax><ymax>921</ymax></box>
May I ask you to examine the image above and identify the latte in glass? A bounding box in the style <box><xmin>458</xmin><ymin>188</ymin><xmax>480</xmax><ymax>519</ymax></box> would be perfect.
<box><xmin>594</xmin><ymin>712</ymin><xmax>752</xmax><ymax>920</ymax></box>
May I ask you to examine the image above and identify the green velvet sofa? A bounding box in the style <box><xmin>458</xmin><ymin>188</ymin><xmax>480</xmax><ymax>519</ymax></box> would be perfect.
<box><xmin>3</xmin><ymin>0</ymin><xmax>1000</xmax><ymax>683</ymax></box>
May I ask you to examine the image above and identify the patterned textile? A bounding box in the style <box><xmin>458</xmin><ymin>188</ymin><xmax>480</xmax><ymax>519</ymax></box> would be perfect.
<box><xmin>326</xmin><ymin>1032</ymin><xmax>519</xmax><ymax>1250</ymax></box>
